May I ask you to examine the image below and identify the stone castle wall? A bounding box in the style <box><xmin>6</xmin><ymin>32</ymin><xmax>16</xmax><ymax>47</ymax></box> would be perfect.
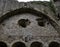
<box><xmin>0</xmin><ymin>0</ymin><xmax>60</xmax><ymax>47</ymax></box>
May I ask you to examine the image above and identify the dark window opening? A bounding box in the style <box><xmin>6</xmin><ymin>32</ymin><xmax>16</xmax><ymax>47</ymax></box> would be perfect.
<box><xmin>49</xmin><ymin>41</ymin><xmax>60</xmax><ymax>47</ymax></box>
<box><xmin>30</xmin><ymin>42</ymin><xmax>43</xmax><ymax>47</ymax></box>
<box><xmin>18</xmin><ymin>19</ymin><xmax>31</xmax><ymax>28</ymax></box>
<box><xmin>12</xmin><ymin>42</ymin><xmax>26</xmax><ymax>47</ymax></box>
<box><xmin>0</xmin><ymin>41</ymin><xmax>7</xmax><ymax>47</ymax></box>
<box><xmin>36</xmin><ymin>18</ymin><xmax>45</xmax><ymax>27</ymax></box>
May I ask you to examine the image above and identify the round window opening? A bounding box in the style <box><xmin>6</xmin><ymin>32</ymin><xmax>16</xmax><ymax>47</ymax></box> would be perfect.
<box><xmin>12</xmin><ymin>42</ymin><xmax>26</xmax><ymax>47</ymax></box>
<box><xmin>0</xmin><ymin>41</ymin><xmax>7</xmax><ymax>47</ymax></box>
<box><xmin>30</xmin><ymin>42</ymin><xmax>43</xmax><ymax>47</ymax></box>
<box><xmin>49</xmin><ymin>41</ymin><xmax>60</xmax><ymax>47</ymax></box>
<box><xmin>18</xmin><ymin>19</ymin><xmax>31</xmax><ymax>28</ymax></box>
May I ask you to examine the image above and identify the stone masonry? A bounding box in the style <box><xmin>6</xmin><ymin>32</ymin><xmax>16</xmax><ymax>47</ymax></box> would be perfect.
<box><xmin>0</xmin><ymin>0</ymin><xmax>60</xmax><ymax>47</ymax></box>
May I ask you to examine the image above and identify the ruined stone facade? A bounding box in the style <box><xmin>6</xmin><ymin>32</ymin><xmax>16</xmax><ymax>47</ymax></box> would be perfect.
<box><xmin>0</xmin><ymin>0</ymin><xmax>60</xmax><ymax>47</ymax></box>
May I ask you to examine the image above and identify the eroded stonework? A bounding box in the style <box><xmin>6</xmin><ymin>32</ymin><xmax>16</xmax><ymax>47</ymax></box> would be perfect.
<box><xmin>0</xmin><ymin>0</ymin><xmax>60</xmax><ymax>47</ymax></box>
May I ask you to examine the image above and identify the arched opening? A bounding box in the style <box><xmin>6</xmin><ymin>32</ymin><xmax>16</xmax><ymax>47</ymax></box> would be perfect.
<box><xmin>12</xmin><ymin>42</ymin><xmax>26</xmax><ymax>47</ymax></box>
<box><xmin>49</xmin><ymin>41</ymin><xmax>60</xmax><ymax>47</ymax></box>
<box><xmin>30</xmin><ymin>42</ymin><xmax>43</xmax><ymax>47</ymax></box>
<box><xmin>0</xmin><ymin>41</ymin><xmax>7</xmax><ymax>47</ymax></box>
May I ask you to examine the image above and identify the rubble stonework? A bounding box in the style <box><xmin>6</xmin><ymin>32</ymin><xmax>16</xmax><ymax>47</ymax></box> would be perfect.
<box><xmin>0</xmin><ymin>0</ymin><xmax>60</xmax><ymax>47</ymax></box>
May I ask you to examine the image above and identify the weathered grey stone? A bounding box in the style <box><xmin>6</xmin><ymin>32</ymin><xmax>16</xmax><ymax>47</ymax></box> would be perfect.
<box><xmin>0</xmin><ymin>0</ymin><xmax>60</xmax><ymax>47</ymax></box>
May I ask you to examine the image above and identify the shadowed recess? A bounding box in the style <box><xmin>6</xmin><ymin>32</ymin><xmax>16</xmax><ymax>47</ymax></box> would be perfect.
<box><xmin>18</xmin><ymin>19</ymin><xmax>31</xmax><ymax>28</ymax></box>
<box><xmin>30</xmin><ymin>42</ymin><xmax>43</xmax><ymax>47</ymax></box>
<box><xmin>36</xmin><ymin>17</ymin><xmax>45</xmax><ymax>27</ymax></box>
<box><xmin>0</xmin><ymin>41</ymin><xmax>7</xmax><ymax>47</ymax></box>
<box><xmin>12</xmin><ymin>42</ymin><xmax>26</xmax><ymax>47</ymax></box>
<box><xmin>49</xmin><ymin>41</ymin><xmax>60</xmax><ymax>47</ymax></box>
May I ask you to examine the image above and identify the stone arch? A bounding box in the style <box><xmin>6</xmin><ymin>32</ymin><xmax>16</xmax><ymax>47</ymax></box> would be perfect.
<box><xmin>0</xmin><ymin>7</ymin><xmax>60</xmax><ymax>35</ymax></box>
<box><xmin>0</xmin><ymin>7</ymin><xmax>48</xmax><ymax>23</ymax></box>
